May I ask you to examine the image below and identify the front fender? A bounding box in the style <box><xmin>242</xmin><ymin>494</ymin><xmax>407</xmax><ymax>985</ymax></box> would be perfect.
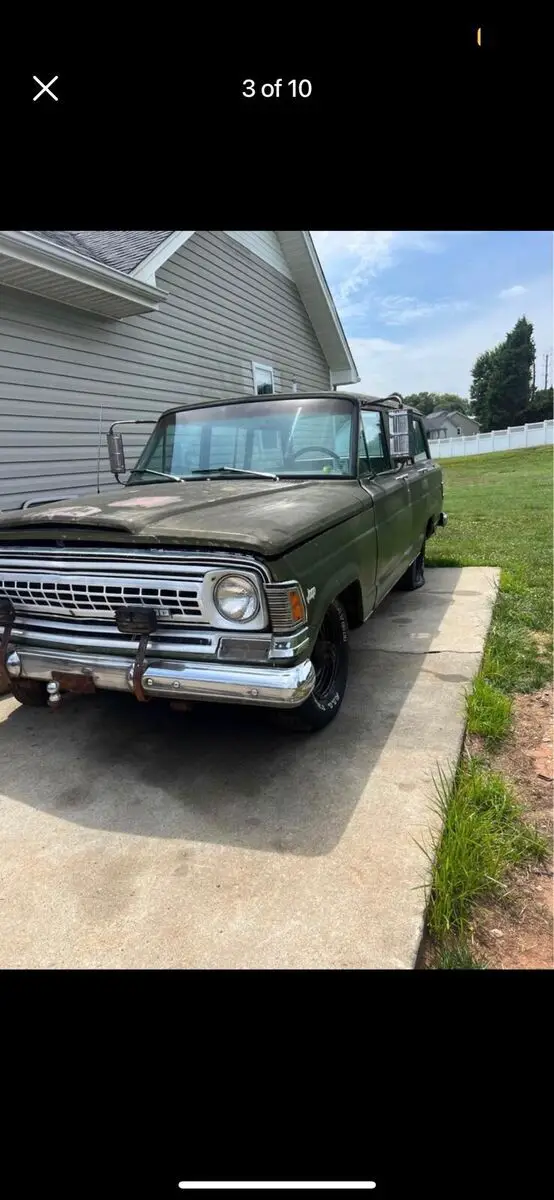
<box><xmin>273</xmin><ymin>507</ymin><xmax>377</xmax><ymax>648</ymax></box>
<box><xmin>305</xmin><ymin>562</ymin><xmax>364</xmax><ymax>643</ymax></box>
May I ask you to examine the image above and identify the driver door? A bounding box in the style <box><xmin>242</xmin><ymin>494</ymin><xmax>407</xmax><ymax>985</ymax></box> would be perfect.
<box><xmin>358</xmin><ymin>409</ymin><xmax>413</xmax><ymax>602</ymax></box>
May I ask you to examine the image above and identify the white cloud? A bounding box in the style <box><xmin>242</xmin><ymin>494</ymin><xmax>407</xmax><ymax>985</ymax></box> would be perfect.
<box><xmin>345</xmin><ymin>277</ymin><xmax>553</xmax><ymax>397</ymax></box>
<box><xmin>311</xmin><ymin>230</ymin><xmax>458</xmax><ymax>301</ymax></box>
<box><xmin>336</xmin><ymin>291</ymin><xmax>472</xmax><ymax>326</ymax></box>
<box><xmin>498</xmin><ymin>284</ymin><xmax>527</xmax><ymax>298</ymax></box>
<box><xmin>378</xmin><ymin>295</ymin><xmax>471</xmax><ymax>326</ymax></box>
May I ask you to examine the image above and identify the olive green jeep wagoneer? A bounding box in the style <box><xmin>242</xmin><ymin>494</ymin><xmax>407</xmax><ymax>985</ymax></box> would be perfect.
<box><xmin>0</xmin><ymin>391</ymin><xmax>447</xmax><ymax>731</ymax></box>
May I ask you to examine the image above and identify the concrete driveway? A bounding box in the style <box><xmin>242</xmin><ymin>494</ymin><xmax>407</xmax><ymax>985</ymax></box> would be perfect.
<box><xmin>0</xmin><ymin>567</ymin><xmax>498</xmax><ymax>970</ymax></box>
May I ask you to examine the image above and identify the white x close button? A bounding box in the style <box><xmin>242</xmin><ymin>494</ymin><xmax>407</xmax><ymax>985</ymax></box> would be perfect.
<box><xmin>33</xmin><ymin>75</ymin><xmax>59</xmax><ymax>102</ymax></box>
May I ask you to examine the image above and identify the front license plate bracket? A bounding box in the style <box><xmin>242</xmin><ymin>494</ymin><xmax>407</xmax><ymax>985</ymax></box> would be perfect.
<box><xmin>51</xmin><ymin>672</ymin><xmax>96</xmax><ymax>694</ymax></box>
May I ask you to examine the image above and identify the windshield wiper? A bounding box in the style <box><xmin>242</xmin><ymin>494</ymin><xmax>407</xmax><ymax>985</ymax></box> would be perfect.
<box><xmin>191</xmin><ymin>465</ymin><xmax>280</xmax><ymax>481</ymax></box>
<box><xmin>130</xmin><ymin>468</ymin><xmax>186</xmax><ymax>483</ymax></box>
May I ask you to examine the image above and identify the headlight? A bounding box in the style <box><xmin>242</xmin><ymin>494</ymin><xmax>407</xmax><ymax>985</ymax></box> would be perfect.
<box><xmin>213</xmin><ymin>574</ymin><xmax>260</xmax><ymax>623</ymax></box>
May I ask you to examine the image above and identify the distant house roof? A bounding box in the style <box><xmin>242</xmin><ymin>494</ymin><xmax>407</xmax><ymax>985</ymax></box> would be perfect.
<box><xmin>425</xmin><ymin>409</ymin><xmax>479</xmax><ymax>431</ymax></box>
<box><xmin>26</xmin><ymin>230</ymin><xmax>172</xmax><ymax>275</ymax></box>
<box><xmin>425</xmin><ymin>412</ymin><xmax>451</xmax><ymax>431</ymax></box>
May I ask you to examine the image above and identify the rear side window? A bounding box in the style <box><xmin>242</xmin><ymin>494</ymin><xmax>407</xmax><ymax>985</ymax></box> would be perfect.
<box><xmin>413</xmin><ymin>419</ymin><xmax>429</xmax><ymax>462</ymax></box>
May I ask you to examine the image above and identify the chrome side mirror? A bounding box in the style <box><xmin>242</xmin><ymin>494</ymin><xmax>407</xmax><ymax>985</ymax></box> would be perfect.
<box><xmin>107</xmin><ymin>430</ymin><xmax>126</xmax><ymax>475</ymax></box>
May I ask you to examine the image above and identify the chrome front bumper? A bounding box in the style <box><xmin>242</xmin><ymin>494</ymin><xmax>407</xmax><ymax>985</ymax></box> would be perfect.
<box><xmin>5</xmin><ymin>646</ymin><xmax>316</xmax><ymax>708</ymax></box>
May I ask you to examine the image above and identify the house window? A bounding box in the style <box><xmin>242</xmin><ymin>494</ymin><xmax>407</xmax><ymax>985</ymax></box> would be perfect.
<box><xmin>252</xmin><ymin>363</ymin><xmax>275</xmax><ymax>395</ymax></box>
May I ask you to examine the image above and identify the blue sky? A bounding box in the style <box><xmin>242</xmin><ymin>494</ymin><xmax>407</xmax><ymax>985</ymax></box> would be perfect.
<box><xmin>311</xmin><ymin>231</ymin><xmax>553</xmax><ymax>398</ymax></box>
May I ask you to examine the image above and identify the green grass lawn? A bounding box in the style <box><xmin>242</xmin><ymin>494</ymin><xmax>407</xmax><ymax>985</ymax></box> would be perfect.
<box><xmin>426</xmin><ymin>757</ymin><xmax>547</xmax><ymax>942</ymax></box>
<box><xmin>426</xmin><ymin>445</ymin><xmax>553</xmax><ymax>693</ymax></box>
<box><xmin>424</xmin><ymin>445</ymin><xmax>552</xmax><ymax>962</ymax></box>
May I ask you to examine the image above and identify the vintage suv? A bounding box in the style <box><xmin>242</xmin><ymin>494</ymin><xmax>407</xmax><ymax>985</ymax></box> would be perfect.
<box><xmin>0</xmin><ymin>391</ymin><xmax>447</xmax><ymax>732</ymax></box>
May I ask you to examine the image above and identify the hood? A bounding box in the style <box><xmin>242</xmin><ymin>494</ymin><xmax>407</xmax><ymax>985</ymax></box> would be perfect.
<box><xmin>0</xmin><ymin>479</ymin><xmax>367</xmax><ymax>557</ymax></box>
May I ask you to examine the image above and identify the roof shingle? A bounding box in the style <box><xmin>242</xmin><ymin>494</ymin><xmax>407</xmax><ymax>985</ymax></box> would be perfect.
<box><xmin>26</xmin><ymin>231</ymin><xmax>173</xmax><ymax>275</ymax></box>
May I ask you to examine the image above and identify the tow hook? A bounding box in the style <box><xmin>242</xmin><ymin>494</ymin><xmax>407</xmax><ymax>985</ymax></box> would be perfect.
<box><xmin>131</xmin><ymin>634</ymin><xmax>151</xmax><ymax>702</ymax></box>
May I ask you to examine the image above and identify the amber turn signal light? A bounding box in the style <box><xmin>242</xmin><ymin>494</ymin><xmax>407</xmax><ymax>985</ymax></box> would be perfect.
<box><xmin>288</xmin><ymin>588</ymin><xmax>306</xmax><ymax>623</ymax></box>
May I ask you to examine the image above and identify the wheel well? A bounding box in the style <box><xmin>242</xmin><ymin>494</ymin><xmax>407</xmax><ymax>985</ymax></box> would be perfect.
<box><xmin>338</xmin><ymin>580</ymin><xmax>364</xmax><ymax>629</ymax></box>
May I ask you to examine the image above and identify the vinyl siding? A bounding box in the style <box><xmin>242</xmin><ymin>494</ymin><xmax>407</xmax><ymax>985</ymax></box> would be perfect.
<box><xmin>224</xmin><ymin>231</ymin><xmax>293</xmax><ymax>279</ymax></box>
<box><xmin>443</xmin><ymin>415</ymin><xmax>480</xmax><ymax>436</ymax></box>
<box><xmin>0</xmin><ymin>231</ymin><xmax>331</xmax><ymax>508</ymax></box>
<box><xmin>427</xmin><ymin>416</ymin><xmax>480</xmax><ymax>439</ymax></box>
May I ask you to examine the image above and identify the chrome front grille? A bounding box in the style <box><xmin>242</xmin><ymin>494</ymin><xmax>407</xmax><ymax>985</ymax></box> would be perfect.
<box><xmin>0</xmin><ymin>571</ymin><xmax>203</xmax><ymax>622</ymax></box>
<box><xmin>0</xmin><ymin>545</ymin><xmax>272</xmax><ymax>633</ymax></box>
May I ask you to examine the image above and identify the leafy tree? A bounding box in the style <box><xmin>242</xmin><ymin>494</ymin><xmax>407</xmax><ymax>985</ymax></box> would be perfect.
<box><xmin>470</xmin><ymin>317</ymin><xmax>536</xmax><ymax>431</ymax></box>
<box><xmin>403</xmin><ymin>392</ymin><xmax>436</xmax><ymax>415</ymax></box>
<box><xmin>526</xmin><ymin>387</ymin><xmax>553</xmax><ymax>422</ymax></box>
<box><xmin>403</xmin><ymin>392</ymin><xmax>471</xmax><ymax>416</ymax></box>
<box><xmin>469</xmin><ymin>347</ymin><xmax>502</xmax><ymax>430</ymax></box>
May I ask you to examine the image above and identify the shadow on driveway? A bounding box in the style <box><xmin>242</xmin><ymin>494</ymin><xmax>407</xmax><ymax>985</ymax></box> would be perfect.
<box><xmin>0</xmin><ymin>579</ymin><xmax>460</xmax><ymax>857</ymax></box>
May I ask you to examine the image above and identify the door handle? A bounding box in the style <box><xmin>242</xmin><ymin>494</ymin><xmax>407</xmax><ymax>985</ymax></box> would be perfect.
<box><xmin>397</xmin><ymin>474</ymin><xmax>409</xmax><ymax>482</ymax></box>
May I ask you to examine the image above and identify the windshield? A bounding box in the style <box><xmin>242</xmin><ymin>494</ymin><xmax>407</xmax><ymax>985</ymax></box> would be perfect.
<box><xmin>128</xmin><ymin>396</ymin><xmax>356</xmax><ymax>483</ymax></box>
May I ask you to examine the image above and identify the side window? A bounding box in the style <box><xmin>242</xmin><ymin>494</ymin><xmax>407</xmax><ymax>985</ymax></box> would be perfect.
<box><xmin>361</xmin><ymin>410</ymin><xmax>391</xmax><ymax>473</ymax></box>
<box><xmin>413</xmin><ymin>419</ymin><xmax>429</xmax><ymax>462</ymax></box>
<box><xmin>358</xmin><ymin>428</ymin><xmax>371</xmax><ymax>476</ymax></box>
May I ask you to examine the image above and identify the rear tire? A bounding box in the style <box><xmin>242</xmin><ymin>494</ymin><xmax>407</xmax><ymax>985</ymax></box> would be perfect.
<box><xmin>397</xmin><ymin>538</ymin><xmax>426</xmax><ymax>591</ymax></box>
<box><xmin>275</xmin><ymin>598</ymin><xmax>349</xmax><ymax>733</ymax></box>
<box><xmin>10</xmin><ymin>678</ymin><xmax>49</xmax><ymax>706</ymax></box>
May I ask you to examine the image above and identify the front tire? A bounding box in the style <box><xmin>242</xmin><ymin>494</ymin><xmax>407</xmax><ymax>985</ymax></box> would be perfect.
<box><xmin>397</xmin><ymin>538</ymin><xmax>426</xmax><ymax>591</ymax></box>
<box><xmin>276</xmin><ymin>598</ymin><xmax>349</xmax><ymax>733</ymax></box>
<box><xmin>10</xmin><ymin>678</ymin><xmax>49</xmax><ymax>706</ymax></box>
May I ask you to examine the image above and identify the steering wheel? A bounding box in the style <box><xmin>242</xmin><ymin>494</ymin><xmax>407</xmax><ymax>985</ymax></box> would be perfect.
<box><xmin>290</xmin><ymin>445</ymin><xmax>343</xmax><ymax>470</ymax></box>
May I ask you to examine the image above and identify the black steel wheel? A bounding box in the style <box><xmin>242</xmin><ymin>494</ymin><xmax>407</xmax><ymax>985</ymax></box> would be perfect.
<box><xmin>275</xmin><ymin>597</ymin><xmax>349</xmax><ymax>733</ymax></box>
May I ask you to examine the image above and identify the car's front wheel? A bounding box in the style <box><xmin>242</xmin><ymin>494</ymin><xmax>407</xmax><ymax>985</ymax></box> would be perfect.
<box><xmin>276</xmin><ymin>598</ymin><xmax>349</xmax><ymax>733</ymax></box>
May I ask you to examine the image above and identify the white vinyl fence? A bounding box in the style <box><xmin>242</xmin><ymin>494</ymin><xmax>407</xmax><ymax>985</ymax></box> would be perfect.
<box><xmin>429</xmin><ymin>419</ymin><xmax>554</xmax><ymax>459</ymax></box>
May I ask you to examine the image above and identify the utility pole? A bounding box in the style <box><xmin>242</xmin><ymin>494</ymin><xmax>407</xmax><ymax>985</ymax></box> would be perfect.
<box><xmin>544</xmin><ymin>353</ymin><xmax>550</xmax><ymax>392</ymax></box>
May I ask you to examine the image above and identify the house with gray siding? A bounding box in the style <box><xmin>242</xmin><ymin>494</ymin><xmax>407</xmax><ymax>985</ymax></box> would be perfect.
<box><xmin>424</xmin><ymin>409</ymin><xmax>480</xmax><ymax>440</ymax></box>
<box><xmin>0</xmin><ymin>230</ymin><xmax>359</xmax><ymax>510</ymax></box>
